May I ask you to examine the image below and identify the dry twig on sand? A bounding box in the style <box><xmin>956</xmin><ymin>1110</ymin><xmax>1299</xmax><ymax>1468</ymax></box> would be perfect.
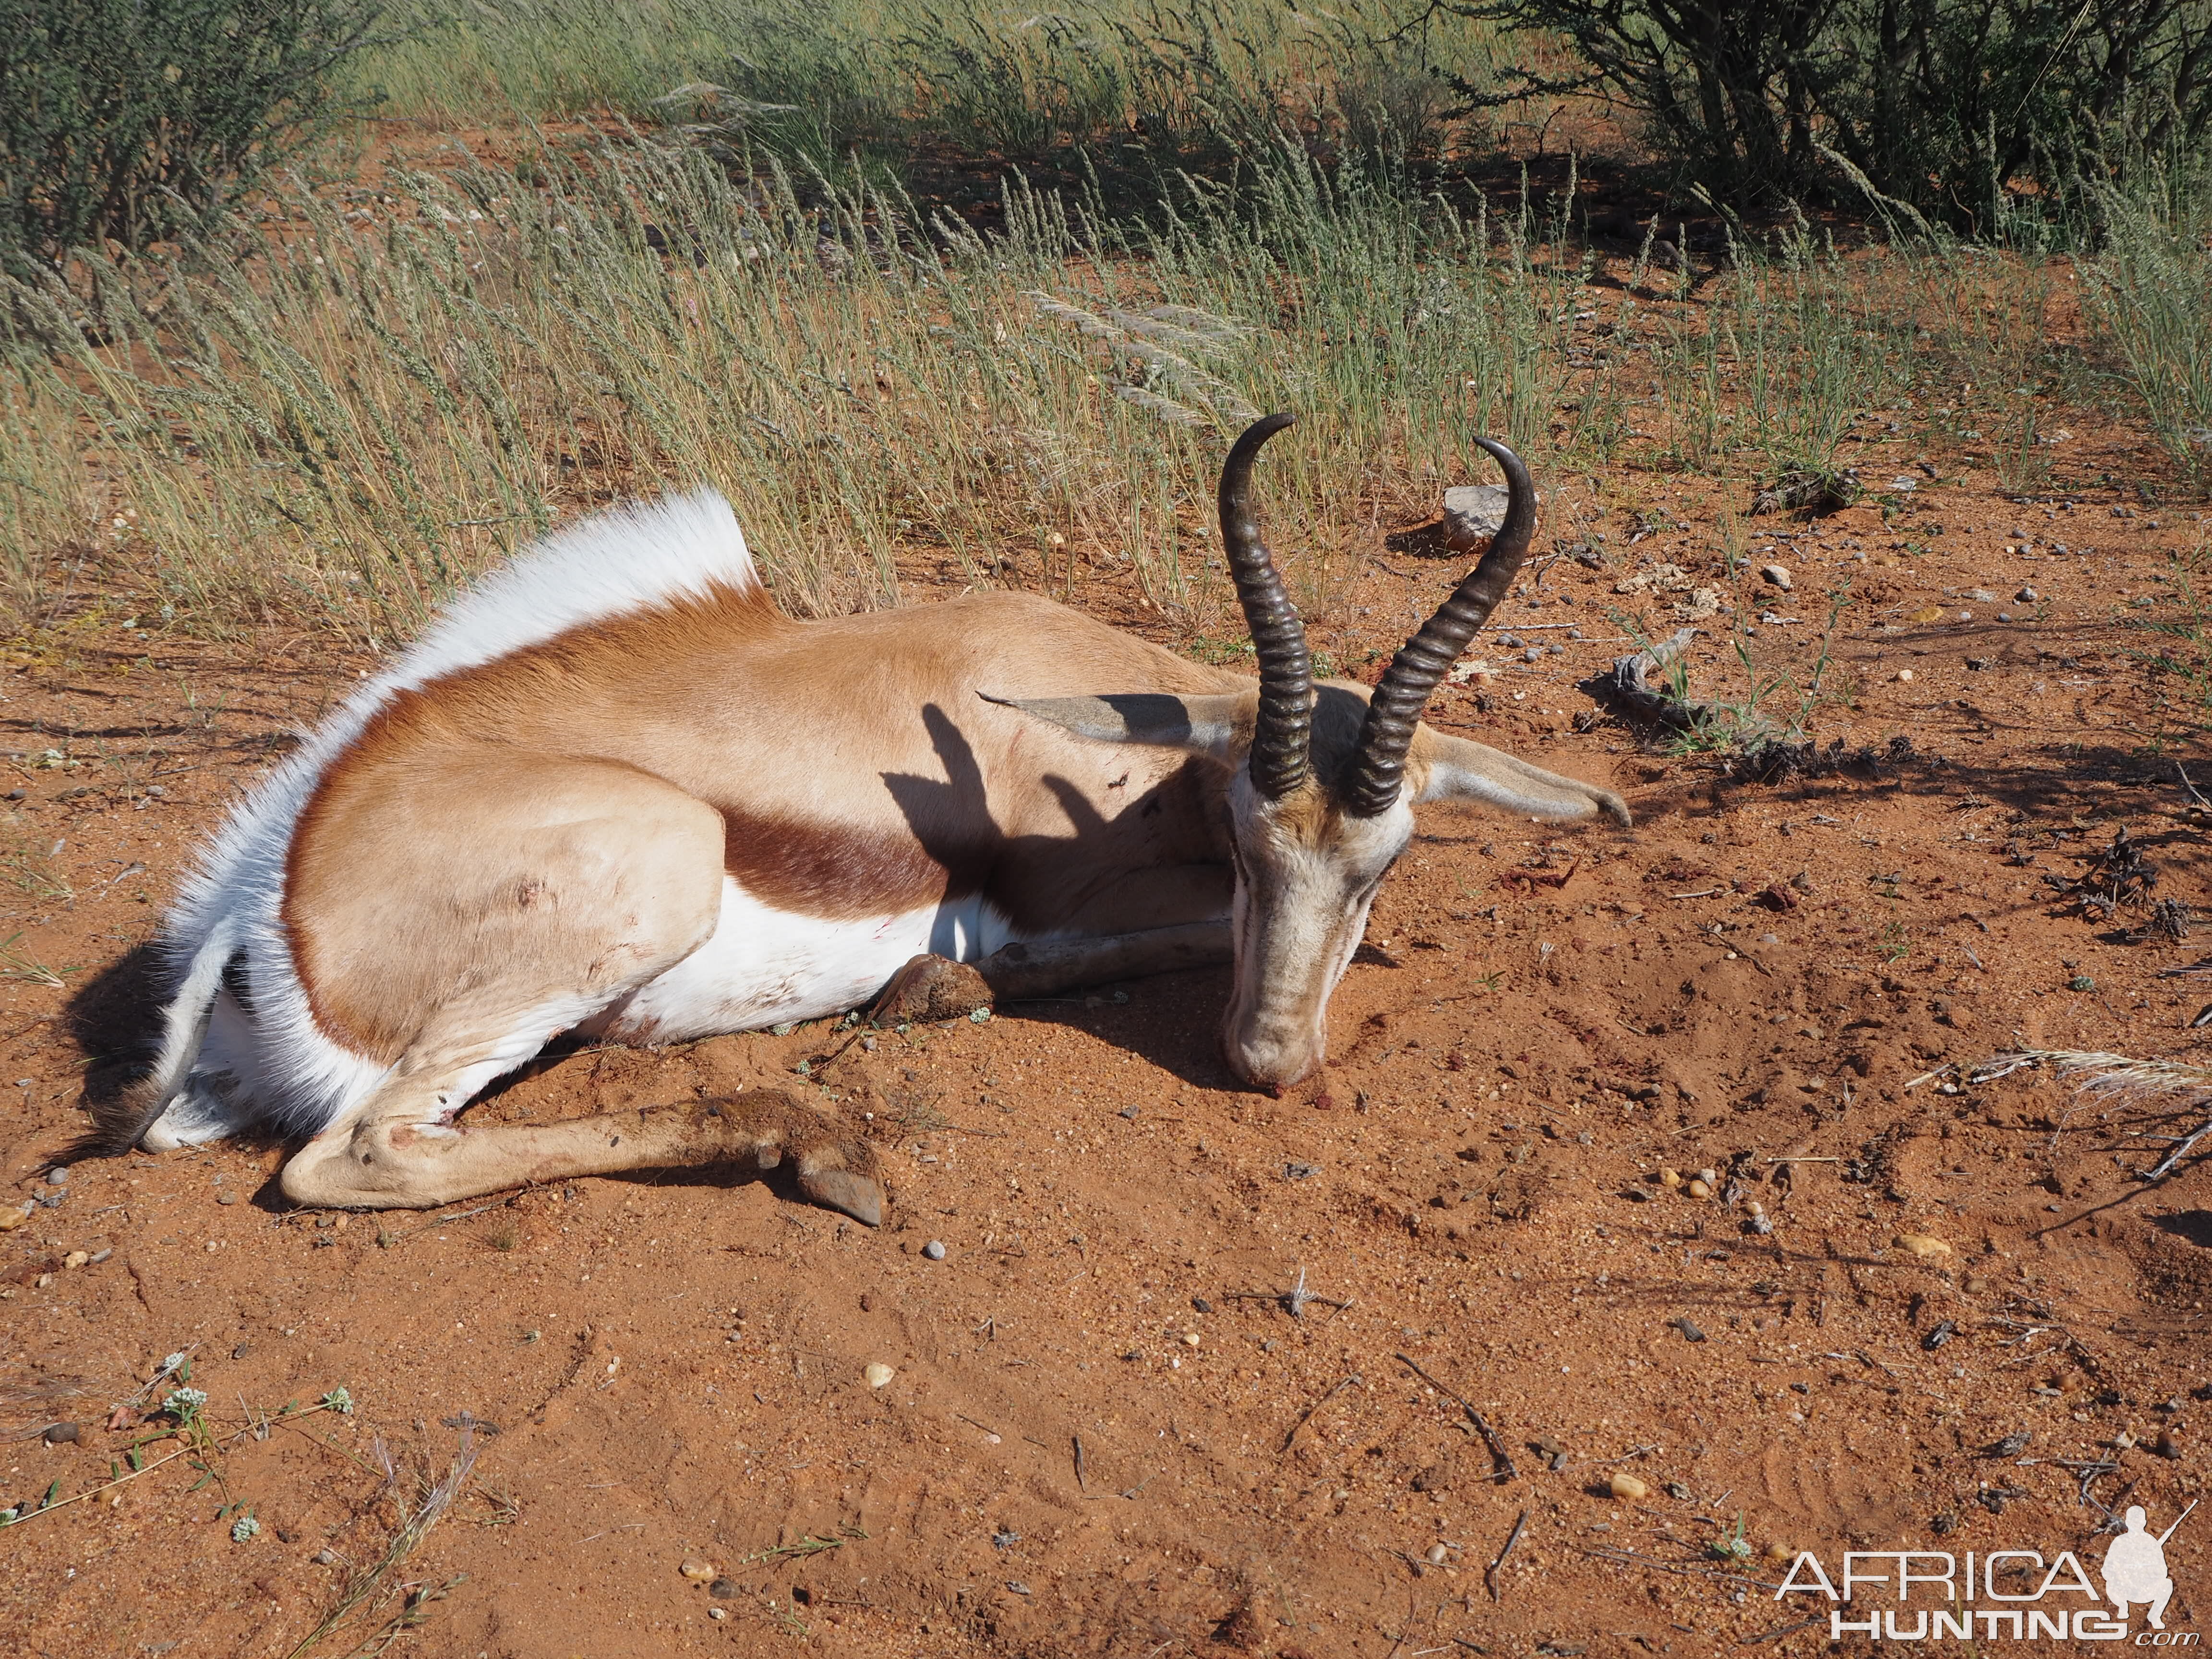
<box><xmin>287</xmin><ymin>1425</ymin><xmax>482</xmax><ymax>1659</ymax></box>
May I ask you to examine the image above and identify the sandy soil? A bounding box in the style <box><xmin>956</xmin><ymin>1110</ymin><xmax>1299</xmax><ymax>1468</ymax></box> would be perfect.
<box><xmin>0</xmin><ymin>433</ymin><xmax>2208</xmax><ymax>1658</ymax></box>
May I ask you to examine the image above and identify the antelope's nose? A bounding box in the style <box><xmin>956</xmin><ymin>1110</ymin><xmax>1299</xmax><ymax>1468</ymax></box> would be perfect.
<box><xmin>1223</xmin><ymin>1030</ymin><xmax>1322</xmax><ymax>1094</ymax></box>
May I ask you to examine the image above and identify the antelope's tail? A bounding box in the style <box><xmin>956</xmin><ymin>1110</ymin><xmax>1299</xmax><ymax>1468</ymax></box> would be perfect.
<box><xmin>70</xmin><ymin>916</ymin><xmax>240</xmax><ymax>1158</ymax></box>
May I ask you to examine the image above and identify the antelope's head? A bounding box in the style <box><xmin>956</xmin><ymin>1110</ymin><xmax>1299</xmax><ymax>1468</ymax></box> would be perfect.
<box><xmin>1005</xmin><ymin>414</ymin><xmax>1629</xmax><ymax>1092</ymax></box>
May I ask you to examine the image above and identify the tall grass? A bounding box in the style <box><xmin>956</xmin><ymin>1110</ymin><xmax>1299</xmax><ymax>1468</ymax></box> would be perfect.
<box><xmin>0</xmin><ymin>136</ymin><xmax>1602</xmax><ymax>640</ymax></box>
<box><xmin>2089</xmin><ymin>162</ymin><xmax>2212</xmax><ymax>490</ymax></box>
<box><xmin>350</xmin><ymin>0</ymin><xmax>1496</xmax><ymax>176</ymax></box>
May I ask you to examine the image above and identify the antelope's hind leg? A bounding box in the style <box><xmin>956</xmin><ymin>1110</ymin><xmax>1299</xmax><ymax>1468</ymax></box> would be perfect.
<box><xmin>274</xmin><ymin>754</ymin><xmax>882</xmax><ymax>1223</ymax></box>
<box><xmin>280</xmin><ymin>1079</ymin><xmax>882</xmax><ymax>1224</ymax></box>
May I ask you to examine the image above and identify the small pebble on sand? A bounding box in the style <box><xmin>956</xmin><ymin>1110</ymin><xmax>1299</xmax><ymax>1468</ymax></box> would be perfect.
<box><xmin>864</xmin><ymin>1362</ymin><xmax>896</xmax><ymax>1389</ymax></box>
<box><xmin>1685</xmin><ymin>1178</ymin><xmax>1712</xmax><ymax>1200</ymax></box>
<box><xmin>680</xmin><ymin>1560</ymin><xmax>717</xmax><ymax>1583</ymax></box>
<box><xmin>923</xmin><ymin>1239</ymin><xmax>947</xmax><ymax>1261</ymax></box>
<box><xmin>43</xmin><ymin>1422</ymin><xmax>79</xmax><ymax>1444</ymax></box>
<box><xmin>1894</xmin><ymin>1233</ymin><xmax>1952</xmax><ymax>1259</ymax></box>
<box><xmin>1658</xmin><ymin>1168</ymin><xmax>1683</xmax><ymax>1189</ymax></box>
<box><xmin>1609</xmin><ymin>1472</ymin><xmax>1649</xmax><ymax>1501</ymax></box>
<box><xmin>1896</xmin><ymin>668</ymin><xmax>1915</xmax><ymax>682</ymax></box>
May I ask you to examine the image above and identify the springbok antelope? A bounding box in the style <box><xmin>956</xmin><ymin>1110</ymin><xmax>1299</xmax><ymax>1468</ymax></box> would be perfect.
<box><xmin>100</xmin><ymin>415</ymin><xmax>1625</xmax><ymax>1224</ymax></box>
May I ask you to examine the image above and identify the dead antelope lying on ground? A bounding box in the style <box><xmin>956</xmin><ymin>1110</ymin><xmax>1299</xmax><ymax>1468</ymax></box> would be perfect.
<box><xmin>97</xmin><ymin>414</ymin><xmax>1625</xmax><ymax>1223</ymax></box>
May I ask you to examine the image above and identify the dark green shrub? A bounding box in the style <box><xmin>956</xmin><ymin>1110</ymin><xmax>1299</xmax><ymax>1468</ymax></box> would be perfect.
<box><xmin>1448</xmin><ymin>0</ymin><xmax>2212</xmax><ymax>230</ymax></box>
<box><xmin>0</xmin><ymin>0</ymin><xmax>387</xmax><ymax>277</ymax></box>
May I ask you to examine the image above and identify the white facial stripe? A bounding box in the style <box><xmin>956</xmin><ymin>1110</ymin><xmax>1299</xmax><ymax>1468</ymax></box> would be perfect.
<box><xmin>1221</xmin><ymin>787</ymin><xmax>1413</xmax><ymax>1087</ymax></box>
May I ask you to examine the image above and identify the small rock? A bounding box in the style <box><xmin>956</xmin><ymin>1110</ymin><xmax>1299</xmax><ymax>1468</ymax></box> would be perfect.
<box><xmin>1190</xmin><ymin>1296</ymin><xmax>1213</xmax><ymax>1314</ymax></box>
<box><xmin>43</xmin><ymin>1422</ymin><xmax>79</xmax><ymax>1444</ymax></box>
<box><xmin>864</xmin><ymin>1362</ymin><xmax>895</xmax><ymax>1389</ymax></box>
<box><xmin>45</xmin><ymin>1167</ymin><xmax>67</xmax><ymax>1186</ymax></box>
<box><xmin>2154</xmin><ymin>1431</ymin><xmax>2182</xmax><ymax>1459</ymax></box>
<box><xmin>1658</xmin><ymin>1168</ymin><xmax>1683</xmax><ymax>1189</ymax></box>
<box><xmin>1896</xmin><ymin>668</ymin><xmax>1915</xmax><ymax>683</ymax></box>
<box><xmin>1760</xmin><ymin>564</ymin><xmax>1792</xmax><ymax>591</ymax></box>
<box><xmin>313</xmin><ymin>1549</ymin><xmax>339</xmax><ymax>1565</ymax></box>
<box><xmin>709</xmin><ymin>1577</ymin><xmax>738</xmax><ymax>1599</ymax></box>
<box><xmin>922</xmin><ymin>1239</ymin><xmax>947</xmax><ymax>1261</ymax></box>
<box><xmin>2016</xmin><ymin>586</ymin><xmax>2039</xmax><ymax>602</ymax></box>
<box><xmin>708</xmin><ymin>1607</ymin><xmax>728</xmax><ymax>1621</ymax></box>
<box><xmin>217</xmin><ymin>1191</ymin><xmax>239</xmax><ymax>1206</ymax></box>
<box><xmin>1685</xmin><ymin>1178</ymin><xmax>1712</xmax><ymax>1200</ymax></box>
<box><xmin>1671</xmin><ymin>1317</ymin><xmax>1707</xmax><ymax>1343</ymax></box>
<box><xmin>1894</xmin><ymin>1233</ymin><xmax>1952</xmax><ymax>1259</ymax></box>
<box><xmin>231</xmin><ymin>1343</ymin><xmax>252</xmax><ymax>1360</ymax></box>
<box><xmin>1180</xmin><ymin>1332</ymin><xmax>1200</xmax><ymax>1347</ymax></box>
<box><xmin>62</xmin><ymin>1250</ymin><xmax>87</xmax><ymax>1268</ymax></box>
<box><xmin>1609</xmin><ymin>1472</ymin><xmax>1649</xmax><ymax>1501</ymax></box>
<box><xmin>1425</xmin><ymin>1542</ymin><xmax>1450</xmax><ymax>1565</ymax></box>
<box><xmin>1665</xmin><ymin>1481</ymin><xmax>1693</xmax><ymax>1501</ymax></box>
<box><xmin>1765</xmin><ymin>1540</ymin><xmax>1795</xmax><ymax>1563</ymax></box>
<box><xmin>680</xmin><ymin>1559</ymin><xmax>718</xmax><ymax>1582</ymax></box>
<box><xmin>1695</xmin><ymin>1168</ymin><xmax>1718</xmax><ymax>1185</ymax></box>
<box><xmin>1440</xmin><ymin>483</ymin><xmax>1513</xmax><ymax>553</ymax></box>
<box><xmin>2114</xmin><ymin>1429</ymin><xmax>2136</xmax><ymax>1449</ymax></box>
<box><xmin>0</xmin><ymin>1204</ymin><xmax>31</xmax><ymax>1231</ymax></box>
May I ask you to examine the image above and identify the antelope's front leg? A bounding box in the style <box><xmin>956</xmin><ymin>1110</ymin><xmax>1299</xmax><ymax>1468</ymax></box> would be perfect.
<box><xmin>279</xmin><ymin>1087</ymin><xmax>882</xmax><ymax>1224</ymax></box>
<box><xmin>868</xmin><ymin>923</ymin><xmax>1235</xmax><ymax>1023</ymax></box>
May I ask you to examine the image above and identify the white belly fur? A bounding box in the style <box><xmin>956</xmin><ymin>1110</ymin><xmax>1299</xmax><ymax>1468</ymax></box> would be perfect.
<box><xmin>585</xmin><ymin>877</ymin><xmax>1017</xmax><ymax>1043</ymax></box>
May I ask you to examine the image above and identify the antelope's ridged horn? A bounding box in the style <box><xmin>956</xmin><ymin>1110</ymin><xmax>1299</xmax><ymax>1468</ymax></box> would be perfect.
<box><xmin>1342</xmin><ymin>436</ymin><xmax>1535</xmax><ymax>817</ymax></box>
<box><xmin>1219</xmin><ymin>412</ymin><xmax>1313</xmax><ymax>800</ymax></box>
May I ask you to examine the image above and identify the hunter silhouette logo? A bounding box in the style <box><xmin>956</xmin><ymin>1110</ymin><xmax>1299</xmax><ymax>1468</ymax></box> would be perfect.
<box><xmin>2105</xmin><ymin>1503</ymin><xmax>2193</xmax><ymax>1631</ymax></box>
<box><xmin>1776</xmin><ymin>1499</ymin><xmax>2197</xmax><ymax>1642</ymax></box>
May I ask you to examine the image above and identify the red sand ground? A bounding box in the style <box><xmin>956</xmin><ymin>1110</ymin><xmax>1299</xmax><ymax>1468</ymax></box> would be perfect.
<box><xmin>0</xmin><ymin>396</ymin><xmax>2208</xmax><ymax>1657</ymax></box>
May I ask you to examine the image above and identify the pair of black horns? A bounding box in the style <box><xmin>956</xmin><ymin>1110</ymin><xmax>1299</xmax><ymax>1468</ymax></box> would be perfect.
<box><xmin>1217</xmin><ymin>415</ymin><xmax>1535</xmax><ymax>815</ymax></box>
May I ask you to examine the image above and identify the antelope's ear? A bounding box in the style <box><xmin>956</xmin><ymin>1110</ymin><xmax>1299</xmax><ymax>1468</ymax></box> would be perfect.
<box><xmin>981</xmin><ymin>691</ymin><xmax>1252</xmax><ymax>760</ymax></box>
<box><xmin>1415</xmin><ymin>732</ymin><xmax>1633</xmax><ymax>825</ymax></box>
